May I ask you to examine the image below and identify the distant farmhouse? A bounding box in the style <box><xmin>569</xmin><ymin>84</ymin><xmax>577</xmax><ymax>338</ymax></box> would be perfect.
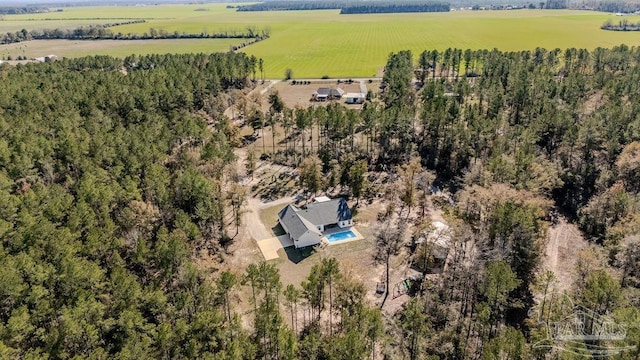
<box><xmin>312</xmin><ymin>87</ymin><xmax>344</xmax><ymax>102</ymax></box>
<box><xmin>278</xmin><ymin>197</ymin><xmax>353</xmax><ymax>248</ymax></box>
<box><xmin>35</xmin><ymin>54</ymin><xmax>58</xmax><ymax>62</ymax></box>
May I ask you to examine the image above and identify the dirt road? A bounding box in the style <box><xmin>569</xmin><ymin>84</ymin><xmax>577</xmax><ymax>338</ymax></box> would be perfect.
<box><xmin>223</xmin><ymin>80</ymin><xmax>280</xmax><ymax>119</ymax></box>
<box><xmin>542</xmin><ymin>217</ymin><xmax>588</xmax><ymax>292</ymax></box>
<box><xmin>244</xmin><ymin>196</ymin><xmax>293</xmax><ymax>242</ymax></box>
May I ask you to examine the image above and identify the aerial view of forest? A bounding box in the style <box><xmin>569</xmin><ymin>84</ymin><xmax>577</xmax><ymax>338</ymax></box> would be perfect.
<box><xmin>1</xmin><ymin>0</ymin><xmax>640</xmax><ymax>359</ymax></box>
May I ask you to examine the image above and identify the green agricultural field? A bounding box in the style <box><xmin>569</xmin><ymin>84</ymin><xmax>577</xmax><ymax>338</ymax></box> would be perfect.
<box><xmin>240</xmin><ymin>9</ymin><xmax>640</xmax><ymax>78</ymax></box>
<box><xmin>2</xmin><ymin>4</ymin><xmax>640</xmax><ymax>77</ymax></box>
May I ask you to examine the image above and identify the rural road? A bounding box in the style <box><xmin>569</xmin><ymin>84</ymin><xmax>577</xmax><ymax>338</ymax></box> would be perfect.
<box><xmin>223</xmin><ymin>80</ymin><xmax>280</xmax><ymax>119</ymax></box>
<box><xmin>260</xmin><ymin>80</ymin><xmax>280</xmax><ymax>95</ymax></box>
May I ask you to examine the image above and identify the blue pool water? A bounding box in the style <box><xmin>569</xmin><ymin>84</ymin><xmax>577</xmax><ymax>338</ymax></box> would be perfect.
<box><xmin>326</xmin><ymin>230</ymin><xmax>357</xmax><ymax>243</ymax></box>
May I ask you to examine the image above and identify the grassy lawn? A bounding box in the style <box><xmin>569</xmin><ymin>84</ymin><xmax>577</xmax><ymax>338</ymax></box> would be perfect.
<box><xmin>3</xmin><ymin>5</ymin><xmax>640</xmax><ymax>77</ymax></box>
<box><xmin>259</xmin><ymin>204</ymin><xmax>285</xmax><ymax>235</ymax></box>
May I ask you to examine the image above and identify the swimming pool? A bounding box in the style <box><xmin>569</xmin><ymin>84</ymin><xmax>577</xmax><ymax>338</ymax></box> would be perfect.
<box><xmin>326</xmin><ymin>230</ymin><xmax>357</xmax><ymax>243</ymax></box>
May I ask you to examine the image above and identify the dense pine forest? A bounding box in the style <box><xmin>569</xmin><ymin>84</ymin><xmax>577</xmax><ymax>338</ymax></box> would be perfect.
<box><xmin>0</xmin><ymin>53</ymin><xmax>261</xmax><ymax>358</ymax></box>
<box><xmin>2</xmin><ymin>46</ymin><xmax>640</xmax><ymax>359</ymax></box>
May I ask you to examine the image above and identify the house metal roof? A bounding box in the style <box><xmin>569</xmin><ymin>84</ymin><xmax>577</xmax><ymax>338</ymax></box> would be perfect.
<box><xmin>330</xmin><ymin>88</ymin><xmax>344</xmax><ymax>97</ymax></box>
<box><xmin>315</xmin><ymin>88</ymin><xmax>344</xmax><ymax>97</ymax></box>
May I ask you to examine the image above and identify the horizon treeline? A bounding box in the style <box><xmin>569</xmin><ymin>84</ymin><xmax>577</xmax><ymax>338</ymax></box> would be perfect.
<box><xmin>236</xmin><ymin>1</ymin><xmax>451</xmax><ymax>13</ymax></box>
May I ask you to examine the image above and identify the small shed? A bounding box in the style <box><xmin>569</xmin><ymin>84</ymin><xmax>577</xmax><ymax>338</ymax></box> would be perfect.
<box><xmin>345</xmin><ymin>92</ymin><xmax>366</xmax><ymax>104</ymax></box>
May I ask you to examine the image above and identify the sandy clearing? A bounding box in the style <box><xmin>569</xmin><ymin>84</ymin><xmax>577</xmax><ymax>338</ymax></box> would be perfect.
<box><xmin>541</xmin><ymin>216</ymin><xmax>589</xmax><ymax>292</ymax></box>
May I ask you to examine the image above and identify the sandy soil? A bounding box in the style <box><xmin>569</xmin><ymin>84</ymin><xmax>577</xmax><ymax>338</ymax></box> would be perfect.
<box><xmin>221</xmin><ymin>150</ymin><xmax>297</xmax><ymax>270</ymax></box>
<box><xmin>246</xmin><ymin>196</ymin><xmax>295</xmax><ymax>241</ymax></box>
<box><xmin>263</xmin><ymin>79</ymin><xmax>381</xmax><ymax>110</ymax></box>
<box><xmin>541</xmin><ymin>216</ymin><xmax>589</xmax><ymax>292</ymax></box>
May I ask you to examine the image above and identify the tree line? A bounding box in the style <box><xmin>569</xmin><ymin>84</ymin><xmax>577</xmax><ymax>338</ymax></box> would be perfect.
<box><xmin>236</xmin><ymin>0</ymin><xmax>450</xmax><ymax>13</ymax></box>
<box><xmin>590</xmin><ymin>0</ymin><xmax>640</xmax><ymax>13</ymax></box>
<box><xmin>340</xmin><ymin>2</ymin><xmax>450</xmax><ymax>14</ymax></box>
<box><xmin>0</xmin><ymin>6</ymin><xmax>49</xmax><ymax>14</ymax></box>
<box><xmin>0</xmin><ymin>23</ymin><xmax>271</xmax><ymax>45</ymax></box>
<box><xmin>601</xmin><ymin>18</ymin><xmax>640</xmax><ymax>30</ymax></box>
<box><xmin>237</xmin><ymin>1</ymin><xmax>343</xmax><ymax>11</ymax></box>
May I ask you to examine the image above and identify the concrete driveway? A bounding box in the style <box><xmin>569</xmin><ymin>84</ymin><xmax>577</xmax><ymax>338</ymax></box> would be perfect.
<box><xmin>257</xmin><ymin>235</ymin><xmax>294</xmax><ymax>260</ymax></box>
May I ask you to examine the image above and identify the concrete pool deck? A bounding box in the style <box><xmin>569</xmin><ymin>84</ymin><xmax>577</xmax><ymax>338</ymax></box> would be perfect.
<box><xmin>322</xmin><ymin>227</ymin><xmax>364</xmax><ymax>246</ymax></box>
<box><xmin>257</xmin><ymin>227</ymin><xmax>365</xmax><ymax>260</ymax></box>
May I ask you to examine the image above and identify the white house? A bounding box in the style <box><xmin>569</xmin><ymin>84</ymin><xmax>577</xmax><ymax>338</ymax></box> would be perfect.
<box><xmin>278</xmin><ymin>197</ymin><xmax>353</xmax><ymax>248</ymax></box>
<box><xmin>312</xmin><ymin>87</ymin><xmax>331</xmax><ymax>102</ymax></box>
<box><xmin>312</xmin><ymin>87</ymin><xmax>344</xmax><ymax>102</ymax></box>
